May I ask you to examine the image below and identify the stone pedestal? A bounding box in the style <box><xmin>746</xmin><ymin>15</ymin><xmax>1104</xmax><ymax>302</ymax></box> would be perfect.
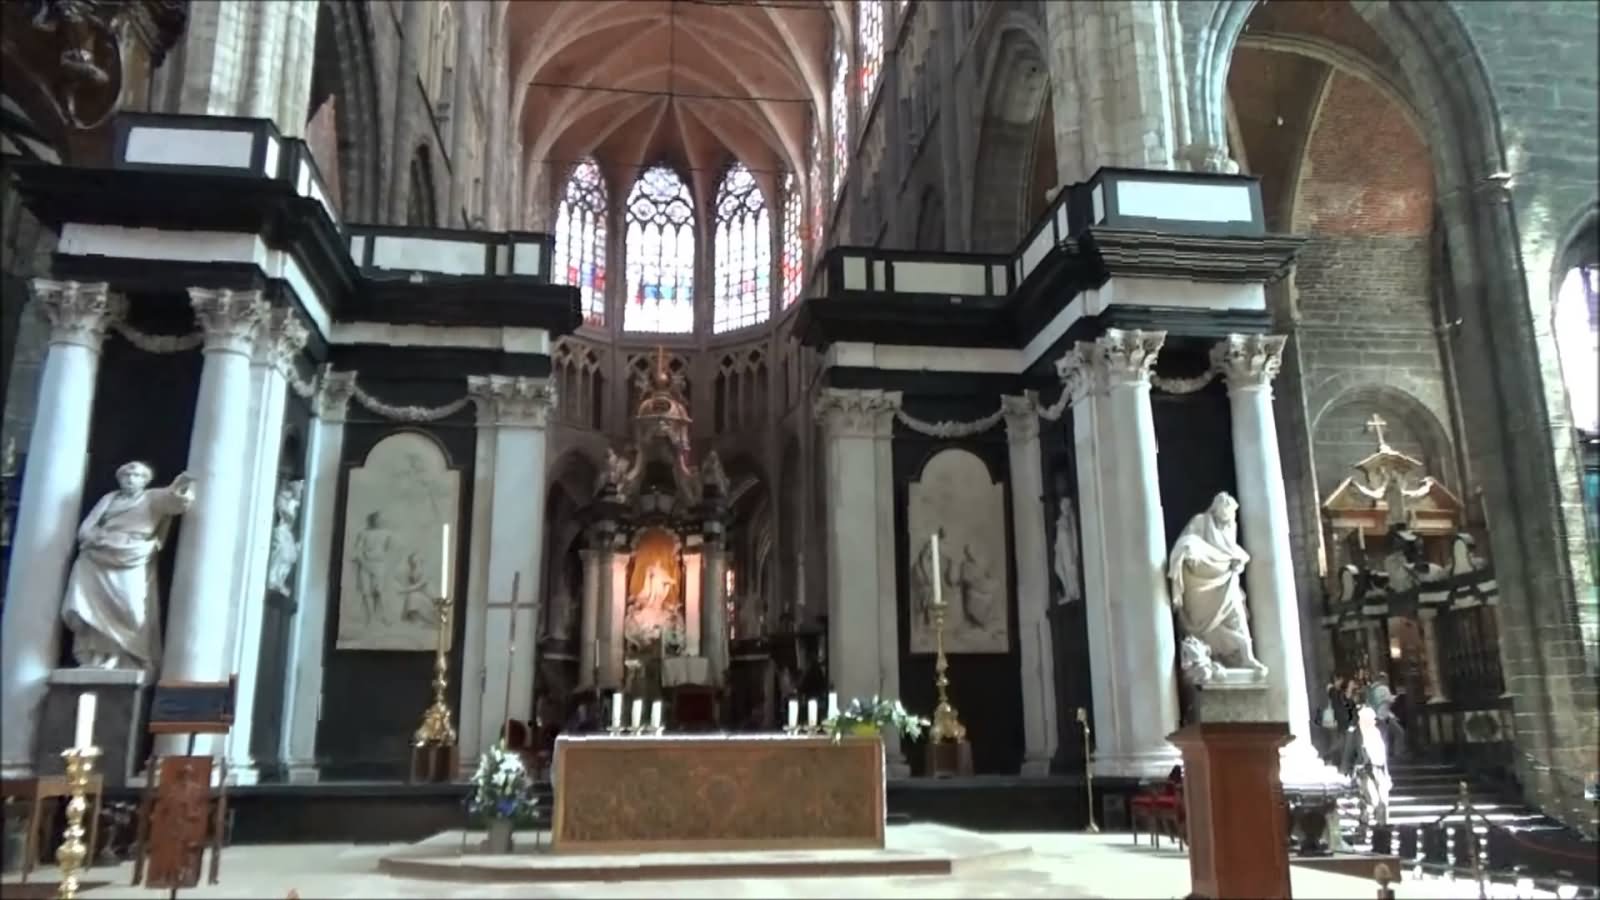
<box><xmin>36</xmin><ymin>668</ymin><xmax>148</xmax><ymax>786</ymax></box>
<box><xmin>1190</xmin><ymin>679</ymin><xmax>1271</xmax><ymax>724</ymax></box>
<box><xmin>1169</xmin><ymin>722</ymin><xmax>1293</xmax><ymax>900</ymax></box>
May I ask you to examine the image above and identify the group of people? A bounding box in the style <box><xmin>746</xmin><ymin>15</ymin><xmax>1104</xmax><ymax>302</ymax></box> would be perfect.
<box><xmin>1317</xmin><ymin>669</ymin><xmax>1404</xmax><ymax>832</ymax></box>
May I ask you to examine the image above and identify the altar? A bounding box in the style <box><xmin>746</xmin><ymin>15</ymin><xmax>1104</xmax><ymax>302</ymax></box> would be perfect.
<box><xmin>550</xmin><ymin>734</ymin><xmax>885</xmax><ymax>853</ymax></box>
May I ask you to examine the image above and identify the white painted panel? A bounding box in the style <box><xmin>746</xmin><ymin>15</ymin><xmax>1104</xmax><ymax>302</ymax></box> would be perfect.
<box><xmin>1096</xmin><ymin>276</ymin><xmax>1265</xmax><ymax>312</ymax></box>
<box><xmin>493</xmin><ymin>247</ymin><xmax>509</xmax><ymax>276</ymax></box>
<box><xmin>332</xmin><ymin>322</ymin><xmax>552</xmax><ymax>352</ymax></box>
<box><xmin>1092</xmin><ymin>184</ymin><xmax>1105</xmax><ymax>224</ymax></box>
<box><xmin>370</xmin><ymin>236</ymin><xmax>486</xmax><ymax>275</ymax></box>
<box><xmin>125</xmin><ymin>127</ymin><xmax>255</xmax><ymax>169</ymax></box>
<box><xmin>513</xmin><ymin>242</ymin><xmax>543</xmax><ymax>277</ymax></box>
<box><xmin>1115</xmin><ymin>180</ymin><xmax>1254</xmax><ymax>223</ymax></box>
<box><xmin>1055</xmin><ymin>203</ymin><xmax>1069</xmax><ymax>237</ymax></box>
<box><xmin>825</xmin><ymin>341</ymin><xmax>1022</xmax><ymax>374</ymax></box>
<box><xmin>872</xmin><ymin>259</ymin><xmax>887</xmax><ymax>290</ymax></box>
<box><xmin>502</xmin><ymin>328</ymin><xmax>551</xmax><ymax>355</ymax></box>
<box><xmin>1021</xmin><ymin>294</ymin><xmax>1086</xmax><ymax>370</ymax></box>
<box><xmin>1020</xmin><ymin>227</ymin><xmax>1052</xmax><ymax>281</ymax></box>
<box><xmin>991</xmin><ymin>265</ymin><xmax>1006</xmax><ymax>294</ymax></box>
<box><xmin>350</xmin><ymin>235</ymin><xmax>367</xmax><ymax>264</ymax></box>
<box><xmin>892</xmin><ymin>261</ymin><xmax>987</xmax><ymax>295</ymax></box>
<box><xmin>842</xmin><ymin>256</ymin><xmax>868</xmax><ymax>290</ymax></box>
<box><xmin>263</xmin><ymin>137</ymin><xmax>281</xmax><ymax>178</ymax></box>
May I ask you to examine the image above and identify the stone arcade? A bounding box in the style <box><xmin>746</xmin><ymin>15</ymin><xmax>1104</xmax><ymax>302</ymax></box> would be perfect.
<box><xmin>1</xmin><ymin>0</ymin><xmax>1597</xmax><ymax>891</ymax></box>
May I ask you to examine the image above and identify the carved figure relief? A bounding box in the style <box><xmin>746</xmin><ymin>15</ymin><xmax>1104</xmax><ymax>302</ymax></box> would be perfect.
<box><xmin>265</xmin><ymin>479</ymin><xmax>305</xmax><ymax>598</ymax></box>
<box><xmin>336</xmin><ymin>432</ymin><xmax>460</xmax><ymax>652</ymax></box>
<box><xmin>625</xmin><ymin>528</ymin><xmax>683</xmax><ymax>648</ymax></box>
<box><xmin>907</xmin><ymin>449</ymin><xmax>1010</xmax><ymax>654</ymax></box>
<box><xmin>61</xmin><ymin>460</ymin><xmax>195</xmax><ymax>672</ymax></box>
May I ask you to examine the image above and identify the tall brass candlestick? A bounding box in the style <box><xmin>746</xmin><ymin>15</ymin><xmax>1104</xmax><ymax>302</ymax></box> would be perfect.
<box><xmin>1077</xmin><ymin>707</ymin><xmax>1098</xmax><ymax>833</ymax></box>
<box><xmin>927</xmin><ymin>534</ymin><xmax>966</xmax><ymax>745</ymax></box>
<box><xmin>414</xmin><ymin>592</ymin><xmax>457</xmax><ymax>747</ymax></box>
<box><xmin>55</xmin><ymin>746</ymin><xmax>99</xmax><ymax>900</ymax></box>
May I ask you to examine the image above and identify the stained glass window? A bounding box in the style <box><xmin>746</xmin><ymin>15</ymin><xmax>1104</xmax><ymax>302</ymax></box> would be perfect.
<box><xmin>830</xmin><ymin>30</ymin><xmax>849</xmax><ymax>200</ymax></box>
<box><xmin>712</xmin><ymin>162</ymin><xmax>772</xmax><ymax>333</ymax></box>
<box><xmin>781</xmin><ymin>172</ymin><xmax>804</xmax><ymax>308</ymax></box>
<box><xmin>623</xmin><ymin>166</ymin><xmax>696</xmax><ymax>334</ymax></box>
<box><xmin>858</xmin><ymin>1</ymin><xmax>884</xmax><ymax>102</ymax></box>
<box><xmin>809</xmin><ymin>119</ymin><xmax>825</xmax><ymax>260</ymax></box>
<box><xmin>552</xmin><ymin>158</ymin><xmax>608</xmax><ymax>327</ymax></box>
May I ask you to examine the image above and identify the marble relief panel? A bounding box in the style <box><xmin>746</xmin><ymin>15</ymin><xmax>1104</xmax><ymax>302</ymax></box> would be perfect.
<box><xmin>907</xmin><ymin>448</ymin><xmax>1010</xmax><ymax>655</ymax></box>
<box><xmin>335</xmin><ymin>431</ymin><xmax>460</xmax><ymax>652</ymax></box>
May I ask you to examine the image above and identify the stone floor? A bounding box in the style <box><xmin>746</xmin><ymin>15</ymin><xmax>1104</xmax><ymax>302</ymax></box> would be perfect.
<box><xmin>3</xmin><ymin>832</ymin><xmax>1504</xmax><ymax>899</ymax></box>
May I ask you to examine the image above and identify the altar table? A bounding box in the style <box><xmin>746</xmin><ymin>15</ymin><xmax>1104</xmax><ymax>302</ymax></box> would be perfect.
<box><xmin>550</xmin><ymin>734</ymin><xmax>886</xmax><ymax>853</ymax></box>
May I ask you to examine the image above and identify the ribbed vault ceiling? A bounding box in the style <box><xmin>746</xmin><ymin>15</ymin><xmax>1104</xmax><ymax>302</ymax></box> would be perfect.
<box><xmin>509</xmin><ymin>0</ymin><xmax>844</xmax><ymax>198</ymax></box>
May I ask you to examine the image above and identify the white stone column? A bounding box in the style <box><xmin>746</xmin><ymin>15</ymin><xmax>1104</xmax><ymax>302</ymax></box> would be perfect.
<box><xmin>161</xmin><ymin>289</ymin><xmax>268</xmax><ymax>756</ymax></box>
<box><xmin>603</xmin><ymin>552</ymin><xmax>629</xmax><ymax>689</ymax></box>
<box><xmin>223</xmin><ymin>311</ymin><xmax>307</xmax><ymax>783</ymax></box>
<box><xmin>682</xmin><ymin>549</ymin><xmax>702</xmax><ymax>657</ymax></box>
<box><xmin>577</xmin><ymin>548</ymin><xmax>602</xmax><ymax>688</ymax></box>
<box><xmin>813</xmin><ymin>388</ymin><xmax>907</xmax><ymax>774</ymax></box>
<box><xmin>701</xmin><ymin>540</ymin><xmax>729</xmax><ymax>688</ymax></box>
<box><xmin>1067</xmin><ymin>330</ymin><xmax>1181</xmax><ymax>779</ymax></box>
<box><xmin>0</xmin><ymin>281</ymin><xmax>117</xmax><ymax>776</ymax></box>
<box><xmin>1213</xmin><ymin>333</ymin><xmax>1325</xmax><ymax>780</ymax></box>
<box><xmin>468</xmin><ymin>376</ymin><xmax>555</xmax><ymax>749</ymax></box>
<box><xmin>1001</xmin><ymin>395</ymin><xmax>1059</xmax><ymax>775</ymax></box>
<box><xmin>280</xmin><ymin>369</ymin><xmax>356</xmax><ymax>782</ymax></box>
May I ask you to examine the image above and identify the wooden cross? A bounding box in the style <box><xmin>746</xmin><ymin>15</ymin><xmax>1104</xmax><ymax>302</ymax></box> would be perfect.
<box><xmin>1364</xmin><ymin>413</ymin><xmax>1390</xmax><ymax>450</ymax></box>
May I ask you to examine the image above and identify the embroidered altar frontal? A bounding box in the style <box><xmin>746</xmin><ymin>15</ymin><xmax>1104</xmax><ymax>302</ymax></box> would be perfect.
<box><xmin>551</xmin><ymin>734</ymin><xmax>886</xmax><ymax>853</ymax></box>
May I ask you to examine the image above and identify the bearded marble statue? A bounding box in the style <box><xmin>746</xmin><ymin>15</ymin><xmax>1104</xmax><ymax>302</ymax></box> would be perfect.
<box><xmin>61</xmin><ymin>461</ymin><xmax>196</xmax><ymax>672</ymax></box>
<box><xmin>1166</xmin><ymin>492</ymin><xmax>1268</xmax><ymax>678</ymax></box>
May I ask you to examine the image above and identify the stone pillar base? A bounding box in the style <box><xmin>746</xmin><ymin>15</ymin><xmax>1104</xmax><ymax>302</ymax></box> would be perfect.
<box><xmin>36</xmin><ymin>668</ymin><xmax>149</xmax><ymax>787</ymax></box>
<box><xmin>1191</xmin><ymin>679</ymin><xmax>1271</xmax><ymax>723</ymax></box>
<box><xmin>1091</xmin><ymin>746</ymin><xmax>1182</xmax><ymax>780</ymax></box>
<box><xmin>1019</xmin><ymin>754</ymin><xmax>1053</xmax><ymax>777</ymax></box>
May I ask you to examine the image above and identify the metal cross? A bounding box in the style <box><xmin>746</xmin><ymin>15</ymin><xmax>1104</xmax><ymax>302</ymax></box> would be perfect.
<box><xmin>1364</xmin><ymin>413</ymin><xmax>1389</xmax><ymax>449</ymax></box>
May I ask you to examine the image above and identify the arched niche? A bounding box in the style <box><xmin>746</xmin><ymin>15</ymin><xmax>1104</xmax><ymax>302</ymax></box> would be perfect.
<box><xmin>1312</xmin><ymin>384</ymin><xmax>1456</xmax><ymax>504</ymax></box>
<box><xmin>906</xmin><ymin>448</ymin><xmax>1009</xmax><ymax>655</ymax></box>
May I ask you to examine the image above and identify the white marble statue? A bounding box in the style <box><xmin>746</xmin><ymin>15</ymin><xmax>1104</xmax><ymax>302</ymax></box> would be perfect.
<box><xmin>266</xmin><ymin>479</ymin><xmax>305</xmax><ymax>597</ymax></box>
<box><xmin>1167</xmin><ymin>492</ymin><xmax>1268</xmax><ymax>677</ymax></box>
<box><xmin>61</xmin><ymin>461</ymin><xmax>196</xmax><ymax>672</ymax></box>
<box><xmin>1053</xmin><ymin>498</ymin><xmax>1081</xmax><ymax>605</ymax></box>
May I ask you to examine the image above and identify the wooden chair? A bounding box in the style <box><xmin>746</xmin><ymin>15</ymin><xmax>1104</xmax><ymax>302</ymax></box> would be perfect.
<box><xmin>4</xmin><ymin>774</ymin><xmax>103</xmax><ymax>882</ymax></box>
<box><xmin>1130</xmin><ymin>767</ymin><xmax>1186</xmax><ymax>849</ymax></box>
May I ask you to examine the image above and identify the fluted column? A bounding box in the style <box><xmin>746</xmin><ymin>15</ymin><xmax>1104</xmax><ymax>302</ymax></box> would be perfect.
<box><xmin>814</xmin><ymin>388</ymin><xmax>907</xmax><ymax>775</ymax></box>
<box><xmin>577</xmin><ymin>548</ymin><xmax>602</xmax><ymax>688</ymax></box>
<box><xmin>225</xmin><ymin>310</ymin><xmax>307</xmax><ymax>783</ymax></box>
<box><xmin>162</xmin><ymin>288</ymin><xmax>268</xmax><ymax>755</ymax></box>
<box><xmin>1001</xmin><ymin>395</ymin><xmax>1059</xmax><ymax>775</ymax></box>
<box><xmin>1213</xmin><ymin>333</ymin><xmax>1323</xmax><ymax>779</ymax></box>
<box><xmin>468</xmin><ymin>375</ymin><xmax>556</xmax><ymax>756</ymax></box>
<box><xmin>1067</xmin><ymin>329</ymin><xmax>1181</xmax><ymax>778</ymax></box>
<box><xmin>701</xmin><ymin>539</ymin><xmax>729</xmax><ymax>688</ymax></box>
<box><xmin>0</xmin><ymin>281</ymin><xmax>117</xmax><ymax>776</ymax></box>
<box><xmin>281</xmin><ymin>369</ymin><xmax>356</xmax><ymax>782</ymax></box>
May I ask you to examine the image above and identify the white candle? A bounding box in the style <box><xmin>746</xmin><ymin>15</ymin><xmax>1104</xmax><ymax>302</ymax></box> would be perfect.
<box><xmin>650</xmin><ymin>700</ymin><xmax>662</xmax><ymax>729</ymax></box>
<box><xmin>631</xmin><ymin>698</ymin><xmax>644</xmax><ymax>729</ymax></box>
<box><xmin>806</xmin><ymin>698</ymin><xmax>818</xmax><ymax>728</ymax></box>
<box><xmin>827</xmin><ymin>692</ymin><xmax>839</xmax><ymax>721</ymax></box>
<box><xmin>611</xmin><ymin>694</ymin><xmax>624</xmax><ymax>730</ymax></box>
<box><xmin>930</xmin><ymin>532</ymin><xmax>943</xmax><ymax>608</ymax></box>
<box><xmin>73</xmin><ymin>692</ymin><xmax>97</xmax><ymax>749</ymax></box>
<box><xmin>787</xmin><ymin>699</ymin><xmax>799</xmax><ymax>730</ymax></box>
<box><xmin>440</xmin><ymin>523</ymin><xmax>452</xmax><ymax>601</ymax></box>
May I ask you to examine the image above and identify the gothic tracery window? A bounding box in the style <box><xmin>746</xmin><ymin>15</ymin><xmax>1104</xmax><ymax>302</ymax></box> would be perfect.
<box><xmin>809</xmin><ymin>120</ymin><xmax>825</xmax><ymax>260</ymax></box>
<box><xmin>712</xmin><ymin>162</ymin><xmax>772</xmax><ymax>333</ymax></box>
<box><xmin>553</xmin><ymin>158</ymin><xmax>608</xmax><ymax>327</ymax></box>
<box><xmin>623</xmin><ymin>165</ymin><xmax>696</xmax><ymax>334</ymax></box>
<box><xmin>781</xmin><ymin>172</ymin><xmax>804</xmax><ymax>308</ymax></box>
<box><xmin>858</xmin><ymin>1</ymin><xmax>884</xmax><ymax>102</ymax></box>
<box><xmin>830</xmin><ymin>31</ymin><xmax>849</xmax><ymax>200</ymax></box>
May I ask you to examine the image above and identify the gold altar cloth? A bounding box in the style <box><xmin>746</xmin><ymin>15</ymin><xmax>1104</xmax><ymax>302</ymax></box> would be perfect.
<box><xmin>550</xmin><ymin>734</ymin><xmax>886</xmax><ymax>853</ymax></box>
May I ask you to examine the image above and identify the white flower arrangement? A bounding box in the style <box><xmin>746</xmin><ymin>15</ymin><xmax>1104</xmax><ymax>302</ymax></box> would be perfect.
<box><xmin>467</xmin><ymin>742</ymin><xmax>538</xmax><ymax>822</ymax></box>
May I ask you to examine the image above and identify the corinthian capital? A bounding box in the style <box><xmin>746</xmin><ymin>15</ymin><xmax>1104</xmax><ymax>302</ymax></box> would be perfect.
<box><xmin>316</xmin><ymin>367</ymin><xmax>358</xmax><ymax>422</ymax></box>
<box><xmin>468</xmin><ymin>375</ymin><xmax>557</xmax><ymax>428</ymax></box>
<box><xmin>1211</xmin><ymin>333</ymin><xmax>1286</xmax><ymax>390</ymax></box>
<box><xmin>813</xmin><ymin>388</ymin><xmax>901</xmax><ymax>439</ymax></box>
<box><xmin>1000</xmin><ymin>395</ymin><xmax>1040</xmax><ymax>444</ymax></box>
<box><xmin>188</xmin><ymin>288</ymin><xmax>268</xmax><ymax>354</ymax></box>
<box><xmin>253</xmin><ymin>309</ymin><xmax>310</xmax><ymax>373</ymax></box>
<box><xmin>1078</xmin><ymin>328</ymin><xmax>1166</xmax><ymax>389</ymax></box>
<box><xmin>33</xmin><ymin>279</ymin><xmax>119</xmax><ymax>349</ymax></box>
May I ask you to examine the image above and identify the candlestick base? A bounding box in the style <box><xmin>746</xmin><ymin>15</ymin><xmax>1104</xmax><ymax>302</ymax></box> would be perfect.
<box><xmin>55</xmin><ymin>746</ymin><xmax>101</xmax><ymax>900</ymax></box>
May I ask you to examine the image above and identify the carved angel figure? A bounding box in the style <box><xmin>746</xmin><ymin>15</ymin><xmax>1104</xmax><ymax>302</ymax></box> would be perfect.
<box><xmin>1352</xmin><ymin>468</ymin><xmax>1436</xmax><ymax>529</ymax></box>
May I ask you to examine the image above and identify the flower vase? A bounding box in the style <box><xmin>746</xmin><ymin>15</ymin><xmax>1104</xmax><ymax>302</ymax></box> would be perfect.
<box><xmin>486</xmin><ymin>816</ymin><xmax>515</xmax><ymax>854</ymax></box>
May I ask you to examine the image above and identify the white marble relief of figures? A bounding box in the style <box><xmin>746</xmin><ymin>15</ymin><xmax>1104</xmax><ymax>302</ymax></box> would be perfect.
<box><xmin>335</xmin><ymin>432</ymin><xmax>460</xmax><ymax>652</ymax></box>
<box><xmin>61</xmin><ymin>461</ymin><xmax>196</xmax><ymax>672</ymax></box>
<box><xmin>908</xmin><ymin>448</ymin><xmax>1010</xmax><ymax>655</ymax></box>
